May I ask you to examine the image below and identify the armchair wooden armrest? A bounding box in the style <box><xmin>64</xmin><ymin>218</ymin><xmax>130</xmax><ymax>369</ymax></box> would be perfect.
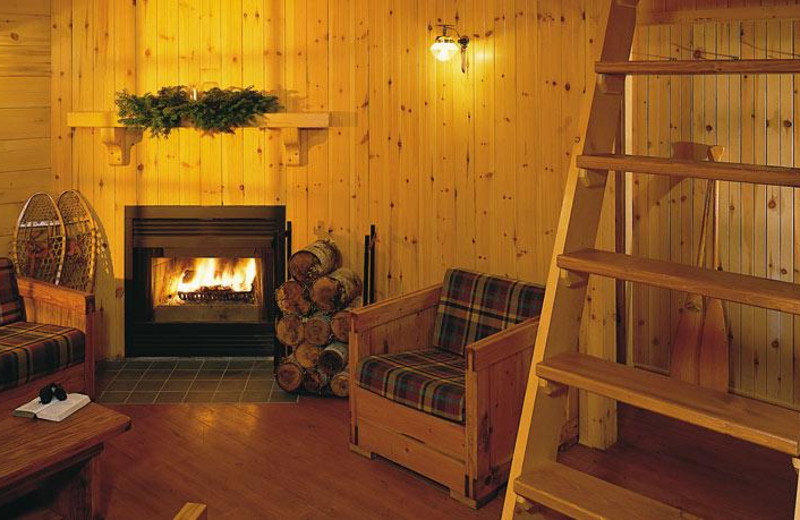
<box><xmin>466</xmin><ymin>317</ymin><xmax>540</xmax><ymax>371</ymax></box>
<box><xmin>350</xmin><ymin>284</ymin><xmax>442</xmax><ymax>333</ymax></box>
<box><xmin>17</xmin><ymin>277</ymin><xmax>96</xmax><ymax>398</ymax></box>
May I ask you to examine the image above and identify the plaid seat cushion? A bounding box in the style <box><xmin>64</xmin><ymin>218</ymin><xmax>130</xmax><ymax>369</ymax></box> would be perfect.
<box><xmin>0</xmin><ymin>258</ymin><xmax>24</xmax><ymax>327</ymax></box>
<box><xmin>0</xmin><ymin>321</ymin><xmax>85</xmax><ymax>392</ymax></box>
<box><xmin>356</xmin><ymin>349</ymin><xmax>466</xmax><ymax>423</ymax></box>
<box><xmin>433</xmin><ymin>268</ymin><xmax>546</xmax><ymax>356</ymax></box>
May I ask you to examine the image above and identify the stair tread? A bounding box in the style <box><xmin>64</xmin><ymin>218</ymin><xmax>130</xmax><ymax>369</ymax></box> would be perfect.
<box><xmin>596</xmin><ymin>59</ymin><xmax>800</xmax><ymax>75</ymax></box>
<box><xmin>577</xmin><ymin>153</ymin><xmax>800</xmax><ymax>187</ymax></box>
<box><xmin>515</xmin><ymin>461</ymin><xmax>694</xmax><ymax>520</ymax></box>
<box><xmin>537</xmin><ymin>353</ymin><xmax>800</xmax><ymax>455</ymax></box>
<box><xmin>557</xmin><ymin>248</ymin><xmax>800</xmax><ymax>315</ymax></box>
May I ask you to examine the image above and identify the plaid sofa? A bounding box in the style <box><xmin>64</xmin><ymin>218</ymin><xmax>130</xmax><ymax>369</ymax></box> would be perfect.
<box><xmin>356</xmin><ymin>268</ymin><xmax>545</xmax><ymax>423</ymax></box>
<box><xmin>0</xmin><ymin>259</ymin><xmax>85</xmax><ymax>391</ymax></box>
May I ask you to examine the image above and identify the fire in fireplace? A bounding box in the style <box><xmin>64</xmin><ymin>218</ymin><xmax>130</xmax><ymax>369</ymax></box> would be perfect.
<box><xmin>125</xmin><ymin>206</ymin><xmax>285</xmax><ymax>357</ymax></box>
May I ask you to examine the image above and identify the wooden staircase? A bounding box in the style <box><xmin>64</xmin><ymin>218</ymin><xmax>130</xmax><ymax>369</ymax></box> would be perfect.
<box><xmin>502</xmin><ymin>1</ymin><xmax>800</xmax><ymax>519</ymax></box>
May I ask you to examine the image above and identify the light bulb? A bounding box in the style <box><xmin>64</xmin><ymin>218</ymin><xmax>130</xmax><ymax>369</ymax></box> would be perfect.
<box><xmin>430</xmin><ymin>36</ymin><xmax>459</xmax><ymax>62</ymax></box>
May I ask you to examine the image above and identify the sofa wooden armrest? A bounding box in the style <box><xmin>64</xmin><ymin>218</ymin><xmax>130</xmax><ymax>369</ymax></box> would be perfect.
<box><xmin>16</xmin><ymin>277</ymin><xmax>96</xmax><ymax>399</ymax></box>
<box><xmin>466</xmin><ymin>317</ymin><xmax>539</xmax><ymax>371</ymax></box>
<box><xmin>349</xmin><ymin>284</ymin><xmax>442</xmax><ymax>366</ymax></box>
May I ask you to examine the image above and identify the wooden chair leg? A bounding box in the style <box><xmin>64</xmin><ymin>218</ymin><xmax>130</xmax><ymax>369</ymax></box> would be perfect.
<box><xmin>349</xmin><ymin>443</ymin><xmax>374</xmax><ymax>460</ymax></box>
<box><xmin>792</xmin><ymin>458</ymin><xmax>800</xmax><ymax>519</ymax></box>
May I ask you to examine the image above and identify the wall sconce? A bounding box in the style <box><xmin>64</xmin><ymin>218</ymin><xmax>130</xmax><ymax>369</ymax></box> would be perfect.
<box><xmin>430</xmin><ymin>24</ymin><xmax>469</xmax><ymax>73</ymax></box>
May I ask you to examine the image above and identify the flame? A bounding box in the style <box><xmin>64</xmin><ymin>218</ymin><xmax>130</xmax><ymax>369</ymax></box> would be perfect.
<box><xmin>176</xmin><ymin>258</ymin><xmax>257</xmax><ymax>293</ymax></box>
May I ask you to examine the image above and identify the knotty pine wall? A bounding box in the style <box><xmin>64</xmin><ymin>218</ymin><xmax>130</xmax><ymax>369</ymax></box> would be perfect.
<box><xmin>51</xmin><ymin>0</ymin><xmax>617</xmax><ymax>361</ymax></box>
<box><xmin>0</xmin><ymin>1</ymin><xmax>51</xmax><ymax>256</ymax></box>
<box><xmin>630</xmin><ymin>3</ymin><xmax>800</xmax><ymax>409</ymax></box>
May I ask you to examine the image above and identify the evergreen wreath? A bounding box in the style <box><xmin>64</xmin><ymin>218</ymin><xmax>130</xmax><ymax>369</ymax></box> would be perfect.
<box><xmin>115</xmin><ymin>86</ymin><xmax>282</xmax><ymax>137</ymax></box>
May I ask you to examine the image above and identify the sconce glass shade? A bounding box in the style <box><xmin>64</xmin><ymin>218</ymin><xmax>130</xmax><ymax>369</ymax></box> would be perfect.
<box><xmin>430</xmin><ymin>36</ymin><xmax>459</xmax><ymax>62</ymax></box>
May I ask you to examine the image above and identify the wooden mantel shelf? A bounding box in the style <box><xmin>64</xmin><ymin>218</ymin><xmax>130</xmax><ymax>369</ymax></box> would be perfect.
<box><xmin>66</xmin><ymin>111</ymin><xmax>331</xmax><ymax>167</ymax></box>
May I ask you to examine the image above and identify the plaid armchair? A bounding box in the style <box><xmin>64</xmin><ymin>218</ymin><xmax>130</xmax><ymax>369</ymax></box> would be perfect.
<box><xmin>349</xmin><ymin>268</ymin><xmax>544</xmax><ymax>508</ymax></box>
<box><xmin>0</xmin><ymin>258</ymin><xmax>95</xmax><ymax>409</ymax></box>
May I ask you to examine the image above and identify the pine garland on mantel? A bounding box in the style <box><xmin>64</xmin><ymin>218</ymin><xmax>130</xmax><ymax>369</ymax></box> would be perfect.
<box><xmin>115</xmin><ymin>86</ymin><xmax>282</xmax><ymax>137</ymax></box>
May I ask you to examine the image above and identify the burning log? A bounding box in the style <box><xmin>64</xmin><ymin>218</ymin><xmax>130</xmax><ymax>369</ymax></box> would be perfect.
<box><xmin>330</xmin><ymin>310</ymin><xmax>353</xmax><ymax>343</ymax></box>
<box><xmin>310</xmin><ymin>268</ymin><xmax>363</xmax><ymax>313</ymax></box>
<box><xmin>303</xmin><ymin>367</ymin><xmax>330</xmax><ymax>394</ymax></box>
<box><xmin>276</xmin><ymin>357</ymin><xmax>304</xmax><ymax>393</ymax></box>
<box><xmin>304</xmin><ymin>314</ymin><xmax>332</xmax><ymax>346</ymax></box>
<box><xmin>295</xmin><ymin>342</ymin><xmax>322</xmax><ymax>369</ymax></box>
<box><xmin>330</xmin><ymin>368</ymin><xmax>349</xmax><ymax>398</ymax></box>
<box><xmin>318</xmin><ymin>341</ymin><xmax>349</xmax><ymax>375</ymax></box>
<box><xmin>288</xmin><ymin>239</ymin><xmax>342</xmax><ymax>285</ymax></box>
<box><xmin>276</xmin><ymin>314</ymin><xmax>305</xmax><ymax>347</ymax></box>
<box><xmin>275</xmin><ymin>280</ymin><xmax>312</xmax><ymax>316</ymax></box>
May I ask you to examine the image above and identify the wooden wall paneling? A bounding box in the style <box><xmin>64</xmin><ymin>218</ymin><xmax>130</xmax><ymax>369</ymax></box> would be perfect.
<box><xmin>220</xmin><ymin>0</ymin><xmax>244</xmax><ymax>206</ymax></box>
<box><xmin>178</xmin><ymin>0</ymin><xmax>201</xmax><ymax>205</ymax></box>
<box><xmin>199</xmin><ymin>0</ymin><xmax>223</xmax><ymax>206</ymax></box>
<box><xmin>306</xmin><ymin>0</ymin><xmax>330</xmax><ymax>247</ymax></box>
<box><xmin>726</xmin><ymin>21</ymin><xmax>743</xmax><ymax>396</ymax></box>
<box><xmin>285</xmin><ymin>0</ymin><xmax>308</xmax><ymax>246</ymax></box>
<box><xmin>242</xmin><ymin>0</ymin><xmax>267</xmax><ymax>207</ymax></box>
<box><xmin>386</xmin><ymin>0</ymin><xmax>401</xmax><ymax>295</ymax></box>
<box><xmin>471</xmin><ymin>0</ymin><xmax>491</xmax><ymax>274</ymax></box>
<box><xmin>765</xmin><ymin>20</ymin><xmax>781</xmax><ymax>402</ymax></box>
<box><xmin>492</xmin><ymin>0</ymin><xmax>515</xmax><ymax>279</ymax></box>
<box><xmin>157</xmin><ymin>0</ymin><xmax>181</xmax><ymax>210</ymax></box>
<box><xmin>794</xmin><ymin>20</ymin><xmax>800</xmax><ymax>408</ymax></box>
<box><xmin>738</xmin><ymin>20</ymin><xmax>756</xmax><ymax>398</ymax></box>
<box><xmin>136</xmin><ymin>0</ymin><xmax>158</xmax><ymax>206</ymax></box>
<box><xmin>777</xmin><ymin>20</ymin><xmax>794</xmax><ymax>405</ymax></box>
<box><xmin>263</xmin><ymin>0</ymin><xmax>285</xmax><ymax>207</ymax></box>
<box><xmin>112</xmin><ymin>0</ymin><xmax>137</xmax><ymax>360</ymax></box>
<box><xmin>351</xmin><ymin>0</ymin><xmax>369</xmax><ymax>288</ymax></box>
<box><xmin>752</xmin><ymin>21</ymin><xmax>768</xmax><ymax>400</ymax></box>
<box><xmin>51</xmin><ymin>0</ymin><xmax>73</xmax><ymax>194</ymax></box>
<box><xmin>92</xmin><ymin>0</ymin><xmax>116</xmax><ymax>363</ymax></box>
<box><xmin>667</xmin><ymin>22</ymin><xmax>683</xmax><ymax>360</ymax></box>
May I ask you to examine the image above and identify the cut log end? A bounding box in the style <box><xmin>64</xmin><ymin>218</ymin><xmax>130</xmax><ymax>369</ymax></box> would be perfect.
<box><xmin>275</xmin><ymin>280</ymin><xmax>313</xmax><ymax>316</ymax></box>
<box><xmin>318</xmin><ymin>341</ymin><xmax>349</xmax><ymax>375</ymax></box>
<box><xmin>276</xmin><ymin>357</ymin><xmax>304</xmax><ymax>393</ymax></box>
<box><xmin>295</xmin><ymin>342</ymin><xmax>323</xmax><ymax>369</ymax></box>
<box><xmin>304</xmin><ymin>314</ymin><xmax>332</xmax><ymax>346</ymax></box>
<box><xmin>330</xmin><ymin>310</ymin><xmax>353</xmax><ymax>343</ymax></box>
<box><xmin>276</xmin><ymin>314</ymin><xmax>305</xmax><ymax>346</ymax></box>
<box><xmin>311</xmin><ymin>268</ymin><xmax>363</xmax><ymax>313</ymax></box>
<box><xmin>303</xmin><ymin>367</ymin><xmax>330</xmax><ymax>394</ymax></box>
<box><xmin>288</xmin><ymin>239</ymin><xmax>342</xmax><ymax>284</ymax></box>
<box><xmin>330</xmin><ymin>368</ymin><xmax>349</xmax><ymax>398</ymax></box>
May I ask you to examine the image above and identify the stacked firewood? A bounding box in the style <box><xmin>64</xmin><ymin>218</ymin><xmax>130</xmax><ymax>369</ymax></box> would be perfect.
<box><xmin>275</xmin><ymin>239</ymin><xmax>362</xmax><ymax>397</ymax></box>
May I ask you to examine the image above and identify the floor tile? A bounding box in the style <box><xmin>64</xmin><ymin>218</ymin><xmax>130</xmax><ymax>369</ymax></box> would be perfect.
<box><xmin>269</xmin><ymin>391</ymin><xmax>299</xmax><ymax>403</ymax></box>
<box><xmin>155</xmin><ymin>392</ymin><xmax>187</xmax><ymax>403</ymax></box>
<box><xmin>184</xmin><ymin>392</ymin><xmax>214</xmax><ymax>403</ymax></box>
<box><xmin>115</xmin><ymin>370</ymin><xmax>146</xmax><ymax>380</ymax></box>
<box><xmin>190</xmin><ymin>380</ymin><xmax>219</xmax><ymax>392</ymax></box>
<box><xmin>142</xmin><ymin>370</ymin><xmax>172</xmax><ymax>380</ymax></box>
<box><xmin>106</xmin><ymin>380</ymin><xmax>138</xmax><ymax>392</ymax></box>
<box><xmin>127</xmin><ymin>391</ymin><xmax>158</xmax><ymax>404</ymax></box>
<box><xmin>222</xmin><ymin>369</ymin><xmax>249</xmax><ymax>379</ymax></box>
<box><xmin>176</xmin><ymin>360</ymin><xmax>204</xmax><ymax>369</ymax></box>
<box><xmin>217</xmin><ymin>380</ymin><xmax>247</xmax><ymax>392</ymax></box>
<box><xmin>249</xmin><ymin>369</ymin><xmax>273</xmax><ymax>380</ymax></box>
<box><xmin>245</xmin><ymin>380</ymin><xmax>272</xmax><ymax>392</ymax></box>
<box><xmin>171</xmin><ymin>370</ymin><xmax>199</xmax><ymax>380</ymax></box>
<box><xmin>151</xmin><ymin>360</ymin><xmax>178</xmax><ymax>370</ymax></box>
<box><xmin>124</xmin><ymin>360</ymin><xmax>152</xmax><ymax>370</ymax></box>
<box><xmin>212</xmin><ymin>391</ymin><xmax>242</xmax><ymax>403</ymax></box>
<box><xmin>228</xmin><ymin>360</ymin><xmax>255</xmax><ymax>370</ymax></box>
<box><xmin>252</xmin><ymin>359</ymin><xmax>271</xmax><ymax>369</ymax></box>
<box><xmin>202</xmin><ymin>360</ymin><xmax>229</xmax><ymax>369</ymax></box>
<box><xmin>99</xmin><ymin>391</ymin><xmax>130</xmax><ymax>404</ymax></box>
<box><xmin>135</xmin><ymin>380</ymin><xmax>166</xmax><ymax>392</ymax></box>
<box><xmin>241</xmin><ymin>391</ymin><xmax>270</xmax><ymax>403</ymax></box>
<box><xmin>196</xmin><ymin>369</ymin><xmax>225</xmax><ymax>380</ymax></box>
<box><xmin>162</xmin><ymin>380</ymin><xmax>192</xmax><ymax>392</ymax></box>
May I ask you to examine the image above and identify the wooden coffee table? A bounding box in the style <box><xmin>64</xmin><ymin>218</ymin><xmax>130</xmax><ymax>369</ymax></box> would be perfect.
<box><xmin>0</xmin><ymin>403</ymin><xmax>130</xmax><ymax>519</ymax></box>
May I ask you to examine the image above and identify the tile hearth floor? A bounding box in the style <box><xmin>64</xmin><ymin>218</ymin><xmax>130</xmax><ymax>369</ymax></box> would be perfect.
<box><xmin>96</xmin><ymin>357</ymin><xmax>299</xmax><ymax>404</ymax></box>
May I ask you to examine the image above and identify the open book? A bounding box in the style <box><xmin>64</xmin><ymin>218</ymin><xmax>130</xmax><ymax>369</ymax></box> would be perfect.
<box><xmin>13</xmin><ymin>393</ymin><xmax>91</xmax><ymax>422</ymax></box>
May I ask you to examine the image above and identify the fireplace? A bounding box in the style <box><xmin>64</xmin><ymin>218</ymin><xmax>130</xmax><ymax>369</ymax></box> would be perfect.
<box><xmin>125</xmin><ymin>206</ymin><xmax>285</xmax><ymax>357</ymax></box>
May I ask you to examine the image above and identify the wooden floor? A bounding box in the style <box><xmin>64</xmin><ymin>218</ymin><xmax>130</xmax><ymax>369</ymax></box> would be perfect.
<box><xmin>97</xmin><ymin>399</ymin><xmax>796</xmax><ymax>519</ymax></box>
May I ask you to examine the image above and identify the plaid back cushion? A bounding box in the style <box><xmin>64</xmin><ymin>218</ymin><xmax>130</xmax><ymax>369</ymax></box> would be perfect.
<box><xmin>432</xmin><ymin>268</ymin><xmax>545</xmax><ymax>356</ymax></box>
<box><xmin>0</xmin><ymin>258</ymin><xmax>24</xmax><ymax>327</ymax></box>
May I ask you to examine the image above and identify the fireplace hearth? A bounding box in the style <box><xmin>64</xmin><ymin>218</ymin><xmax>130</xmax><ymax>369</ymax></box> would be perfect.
<box><xmin>125</xmin><ymin>206</ymin><xmax>285</xmax><ymax>357</ymax></box>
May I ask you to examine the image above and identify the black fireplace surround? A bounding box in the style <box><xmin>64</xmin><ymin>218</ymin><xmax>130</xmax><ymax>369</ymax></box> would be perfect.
<box><xmin>125</xmin><ymin>206</ymin><xmax>285</xmax><ymax>357</ymax></box>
